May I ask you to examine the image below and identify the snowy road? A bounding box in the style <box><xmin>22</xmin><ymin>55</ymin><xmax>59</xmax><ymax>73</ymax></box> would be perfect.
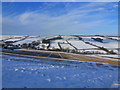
<box><xmin>2</xmin><ymin>54</ymin><xmax>119</xmax><ymax>88</ymax></box>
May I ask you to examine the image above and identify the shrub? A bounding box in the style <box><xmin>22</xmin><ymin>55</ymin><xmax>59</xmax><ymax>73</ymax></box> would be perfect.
<box><xmin>91</xmin><ymin>38</ymin><xmax>103</xmax><ymax>42</ymax></box>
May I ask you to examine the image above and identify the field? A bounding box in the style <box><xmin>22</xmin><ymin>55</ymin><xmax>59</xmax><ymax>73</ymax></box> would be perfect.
<box><xmin>1</xmin><ymin>35</ymin><xmax>120</xmax><ymax>88</ymax></box>
<box><xmin>1</xmin><ymin>35</ymin><xmax>119</xmax><ymax>54</ymax></box>
<box><xmin>2</xmin><ymin>54</ymin><xmax>119</xmax><ymax>88</ymax></box>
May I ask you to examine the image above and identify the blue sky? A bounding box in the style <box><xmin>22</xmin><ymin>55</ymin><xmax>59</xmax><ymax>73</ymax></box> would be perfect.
<box><xmin>2</xmin><ymin>2</ymin><xmax>118</xmax><ymax>36</ymax></box>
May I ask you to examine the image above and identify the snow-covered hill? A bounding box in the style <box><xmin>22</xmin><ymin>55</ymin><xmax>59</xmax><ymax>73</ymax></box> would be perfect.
<box><xmin>1</xmin><ymin>35</ymin><xmax>119</xmax><ymax>60</ymax></box>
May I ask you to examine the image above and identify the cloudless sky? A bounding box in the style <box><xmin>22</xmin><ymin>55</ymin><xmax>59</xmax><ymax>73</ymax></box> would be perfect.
<box><xmin>2</xmin><ymin>2</ymin><xmax>118</xmax><ymax>36</ymax></box>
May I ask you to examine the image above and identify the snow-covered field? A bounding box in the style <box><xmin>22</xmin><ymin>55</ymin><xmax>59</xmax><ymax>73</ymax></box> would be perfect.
<box><xmin>0</xmin><ymin>35</ymin><xmax>11</xmax><ymax>41</ymax></box>
<box><xmin>0</xmin><ymin>35</ymin><xmax>26</xmax><ymax>41</ymax></box>
<box><xmin>82</xmin><ymin>50</ymin><xmax>107</xmax><ymax>54</ymax></box>
<box><xmin>68</xmin><ymin>40</ymin><xmax>97</xmax><ymax>49</ymax></box>
<box><xmin>61</xmin><ymin>36</ymin><xmax>78</xmax><ymax>40</ymax></box>
<box><xmin>49</xmin><ymin>40</ymin><xmax>62</xmax><ymax>49</ymax></box>
<box><xmin>49</xmin><ymin>40</ymin><xmax>74</xmax><ymax>50</ymax></box>
<box><xmin>96</xmin><ymin>55</ymin><xmax>119</xmax><ymax>59</ymax></box>
<box><xmin>82</xmin><ymin>37</ymin><xmax>118</xmax><ymax>48</ymax></box>
<box><xmin>110</xmin><ymin>37</ymin><xmax>120</xmax><ymax>40</ymax></box>
<box><xmin>60</xmin><ymin>44</ymin><xmax>74</xmax><ymax>50</ymax></box>
<box><xmin>2</xmin><ymin>54</ymin><xmax>119</xmax><ymax>88</ymax></box>
<box><xmin>13</xmin><ymin>37</ymin><xmax>42</xmax><ymax>45</ymax></box>
<box><xmin>5</xmin><ymin>38</ymin><xmax>22</xmax><ymax>42</ymax></box>
<box><xmin>1</xmin><ymin>35</ymin><xmax>119</xmax><ymax>57</ymax></box>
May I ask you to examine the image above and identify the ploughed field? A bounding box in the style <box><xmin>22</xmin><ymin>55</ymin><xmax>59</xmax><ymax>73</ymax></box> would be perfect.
<box><xmin>2</xmin><ymin>48</ymin><xmax>120</xmax><ymax>65</ymax></box>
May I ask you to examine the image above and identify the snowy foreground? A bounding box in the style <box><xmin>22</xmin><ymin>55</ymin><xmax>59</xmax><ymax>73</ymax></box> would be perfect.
<box><xmin>2</xmin><ymin>54</ymin><xmax>119</xmax><ymax>88</ymax></box>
